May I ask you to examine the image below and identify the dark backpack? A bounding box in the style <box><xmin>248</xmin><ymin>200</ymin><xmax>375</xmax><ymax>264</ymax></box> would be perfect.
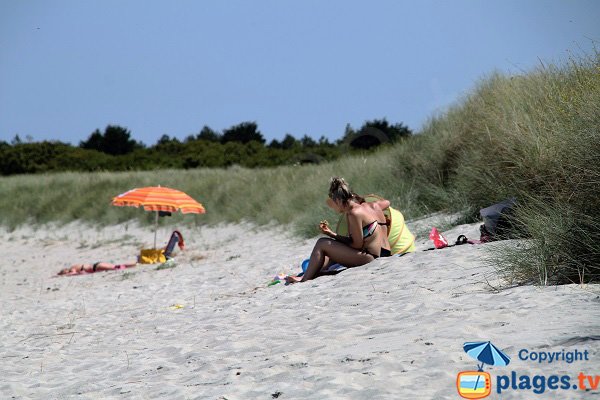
<box><xmin>479</xmin><ymin>198</ymin><xmax>517</xmax><ymax>242</ymax></box>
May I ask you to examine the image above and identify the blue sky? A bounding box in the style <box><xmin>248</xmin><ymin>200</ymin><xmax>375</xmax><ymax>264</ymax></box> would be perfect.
<box><xmin>1</xmin><ymin>0</ymin><xmax>598</xmax><ymax>146</ymax></box>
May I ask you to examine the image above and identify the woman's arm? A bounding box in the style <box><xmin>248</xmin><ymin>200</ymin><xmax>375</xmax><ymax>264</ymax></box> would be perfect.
<box><xmin>332</xmin><ymin>232</ymin><xmax>353</xmax><ymax>245</ymax></box>
<box><xmin>372</xmin><ymin>200</ymin><xmax>391</xmax><ymax>226</ymax></box>
<box><xmin>374</xmin><ymin>199</ymin><xmax>390</xmax><ymax>211</ymax></box>
<box><xmin>346</xmin><ymin>210</ymin><xmax>365</xmax><ymax>249</ymax></box>
<box><xmin>320</xmin><ymin>221</ymin><xmax>353</xmax><ymax>244</ymax></box>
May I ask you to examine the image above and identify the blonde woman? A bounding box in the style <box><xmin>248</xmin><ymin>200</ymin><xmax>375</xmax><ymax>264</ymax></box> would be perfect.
<box><xmin>288</xmin><ymin>177</ymin><xmax>391</xmax><ymax>283</ymax></box>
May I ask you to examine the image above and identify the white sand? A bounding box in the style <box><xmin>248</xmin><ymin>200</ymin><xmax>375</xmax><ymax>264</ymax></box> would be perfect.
<box><xmin>1</xmin><ymin>220</ymin><xmax>598</xmax><ymax>399</ymax></box>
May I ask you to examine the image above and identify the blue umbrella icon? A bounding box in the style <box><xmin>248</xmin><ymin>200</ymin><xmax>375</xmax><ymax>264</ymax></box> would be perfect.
<box><xmin>463</xmin><ymin>341</ymin><xmax>511</xmax><ymax>371</ymax></box>
<box><xmin>463</xmin><ymin>341</ymin><xmax>510</xmax><ymax>392</ymax></box>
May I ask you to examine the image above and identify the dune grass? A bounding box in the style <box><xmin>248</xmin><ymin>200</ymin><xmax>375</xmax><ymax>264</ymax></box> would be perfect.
<box><xmin>0</xmin><ymin>152</ymin><xmax>441</xmax><ymax>238</ymax></box>
<box><xmin>421</xmin><ymin>49</ymin><xmax>600</xmax><ymax>285</ymax></box>
<box><xmin>1</xmin><ymin>50</ymin><xmax>598</xmax><ymax>285</ymax></box>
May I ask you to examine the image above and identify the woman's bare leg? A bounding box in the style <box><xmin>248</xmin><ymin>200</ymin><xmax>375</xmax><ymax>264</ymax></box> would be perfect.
<box><xmin>122</xmin><ymin>261</ymin><xmax>138</xmax><ymax>268</ymax></box>
<box><xmin>94</xmin><ymin>261</ymin><xmax>137</xmax><ymax>271</ymax></box>
<box><xmin>93</xmin><ymin>262</ymin><xmax>117</xmax><ymax>271</ymax></box>
<box><xmin>318</xmin><ymin>255</ymin><xmax>333</xmax><ymax>274</ymax></box>
<box><xmin>301</xmin><ymin>238</ymin><xmax>374</xmax><ymax>281</ymax></box>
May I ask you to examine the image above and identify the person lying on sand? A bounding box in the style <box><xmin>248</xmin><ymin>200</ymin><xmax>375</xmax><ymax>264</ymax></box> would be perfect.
<box><xmin>58</xmin><ymin>261</ymin><xmax>138</xmax><ymax>276</ymax></box>
<box><xmin>287</xmin><ymin>177</ymin><xmax>392</xmax><ymax>283</ymax></box>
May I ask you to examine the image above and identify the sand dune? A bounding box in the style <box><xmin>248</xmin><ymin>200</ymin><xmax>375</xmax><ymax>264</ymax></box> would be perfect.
<box><xmin>1</xmin><ymin>220</ymin><xmax>598</xmax><ymax>399</ymax></box>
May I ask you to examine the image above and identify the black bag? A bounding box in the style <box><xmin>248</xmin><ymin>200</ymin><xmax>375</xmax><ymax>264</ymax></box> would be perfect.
<box><xmin>479</xmin><ymin>198</ymin><xmax>517</xmax><ymax>242</ymax></box>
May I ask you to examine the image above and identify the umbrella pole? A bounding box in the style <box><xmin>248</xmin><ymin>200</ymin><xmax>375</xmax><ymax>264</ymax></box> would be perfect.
<box><xmin>154</xmin><ymin>210</ymin><xmax>158</xmax><ymax>249</ymax></box>
<box><xmin>472</xmin><ymin>362</ymin><xmax>485</xmax><ymax>391</ymax></box>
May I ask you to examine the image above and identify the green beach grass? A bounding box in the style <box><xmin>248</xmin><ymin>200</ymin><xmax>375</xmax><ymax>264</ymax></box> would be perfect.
<box><xmin>1</xmin><ymin>50</ymin><xmax>598</xmax><ymax>285</ymax></box>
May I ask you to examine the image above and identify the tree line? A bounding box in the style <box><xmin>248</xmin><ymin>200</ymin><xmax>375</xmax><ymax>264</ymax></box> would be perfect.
<box><xmin>0</xmin><ymin>119</ymin><xmax>411</xmax><ymax>176</ymax></box>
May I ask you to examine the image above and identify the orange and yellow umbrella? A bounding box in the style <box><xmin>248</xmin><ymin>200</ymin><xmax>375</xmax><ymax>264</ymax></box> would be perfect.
<box><xmin>112</xmin><ymin>186</ymin><xmax>205</xmax><ymax>248</ymax></box>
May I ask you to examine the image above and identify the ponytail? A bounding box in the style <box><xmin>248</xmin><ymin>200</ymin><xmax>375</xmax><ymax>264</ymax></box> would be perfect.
<box><xmin>352</xmin><ymin>193</ymin><xmax>366</xmax><ymax>204</ymax></box>
<box><xmin>329</xmin><ymin>177</ymin><xmax>357</xmax><ymax>206</ymax></box>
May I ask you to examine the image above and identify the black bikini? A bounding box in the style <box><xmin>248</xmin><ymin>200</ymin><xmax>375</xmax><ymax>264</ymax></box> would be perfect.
<box><xmin>361</xmin><ymin>220</ymin><xmax>392</xmax><ymax>258</ymax></box>
<box><xmin>364</xmin><ymin>247</ymin><xmax>392</xmax><ymax>259</ymax></box>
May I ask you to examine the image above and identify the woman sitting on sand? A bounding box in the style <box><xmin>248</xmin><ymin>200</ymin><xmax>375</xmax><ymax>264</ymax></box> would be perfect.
<box><xmin>288</xmin><ymin>177</ymin><xmax>391</xmax><ymax>283</ymax></box>
<box><xmin>58</xmin><ymin>261</ymin><xmax>138</xmax><ymax>276</ymax></box>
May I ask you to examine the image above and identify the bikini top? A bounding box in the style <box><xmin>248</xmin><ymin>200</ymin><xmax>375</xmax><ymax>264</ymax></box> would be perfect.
<box><xmin>362</xmin><ymin>220</ymin><xmax>387</xmax><ymax>239</ymax></box>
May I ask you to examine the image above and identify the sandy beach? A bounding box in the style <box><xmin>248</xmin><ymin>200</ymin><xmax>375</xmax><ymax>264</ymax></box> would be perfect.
<box><xmin>1</xmin><ymin>219</ymin><xmax>598</xmax><ymax>399</ymax></box>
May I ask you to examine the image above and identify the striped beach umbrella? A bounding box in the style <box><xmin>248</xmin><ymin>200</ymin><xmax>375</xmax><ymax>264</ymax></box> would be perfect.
<box><xmin>112</xmin><ymin>186</ymin><xmax>205</xmax><ymax>248</ymax></box>
<box><xmin>463</xmin><ymin>341</ymin><xmax>511</xmax><ymax>369</ymax></box>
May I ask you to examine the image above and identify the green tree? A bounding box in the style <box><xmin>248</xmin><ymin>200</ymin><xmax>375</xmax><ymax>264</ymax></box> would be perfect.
<box><xmin>0</xmin><ymin>141</ymin><xmax>73</xmax><ymax>175</ymax></box>
<box><xmin>196</xmin><ymin>126</ymin><xmax>222</xmax><ymax>142</ymax></box>
<box><xmin>341</xmin><ymin>118</ymin><xmax>413</xmax><ymax>150</ymax></box>
<box><xmin>156</xmin><ymin>134</ymin><xmax>175</xmax><ymax>146</ymax></box>
<box><xmin>221</xmin><ymin>121</ymin><xmax>265</xmax><ymax>144</ymax></box>
<box><xmin>80</xmin><ymin>129</ymin><xmax>103</xmax><ymax>150</ymax></box>
<box><xmin>318</xmin><ymin>136</ymin><xmax>333</xmax><ymax>147</ymax></box>
<box><xmin>11</xmin><ymin>134</ymin><xmax>22</xmax><ymax>145</ymax></box>
<box><xmin>153</xmin><ymin>135</ymin><xmax>185</xmax><ymax>156</ymax></box>
<box><xmin>300</xmin><ymin>135</ymin><xmax>317</xmax><ymax>148</ymax></box>
<box><xmin>80</xmin><ymin>125</ymin><xmax>143</xmax><ymax>155</ymax></box>
<box><xmin>268</xmin><ymin>139</ymin><xmax>282</xmax><ymax>149</ymax></box>
<box><xmin>181</xmin><ymin>140</ymin><xmax>226</xmax><ymax>168</ymax></box>
<box><xmin>362</xmin><ymin>119</ymin><xmax>412</xmax><ymax>142</ymax></box>
<box><xmin>281</xmin><ymin>134</ymin><xmax>299</xmax><ymax>150</ymax></box>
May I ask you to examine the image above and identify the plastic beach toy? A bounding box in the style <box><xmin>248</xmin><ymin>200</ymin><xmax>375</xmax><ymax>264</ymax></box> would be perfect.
<box><xmin>301</xmin><ymin>259</ymin><xmax>310</xmax><ymax>273</ymax></box>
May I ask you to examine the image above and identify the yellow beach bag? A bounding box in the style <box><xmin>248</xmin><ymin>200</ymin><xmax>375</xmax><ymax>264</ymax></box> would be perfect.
<box><xmin>335</xmin><ymin>194</ymin><xmax>416</xmax><ymax>255</ymax></box>
<box><xmin>139</xmin><ymin>248</ymin><xmax>166</xmax><ymax>264</ymax></box>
